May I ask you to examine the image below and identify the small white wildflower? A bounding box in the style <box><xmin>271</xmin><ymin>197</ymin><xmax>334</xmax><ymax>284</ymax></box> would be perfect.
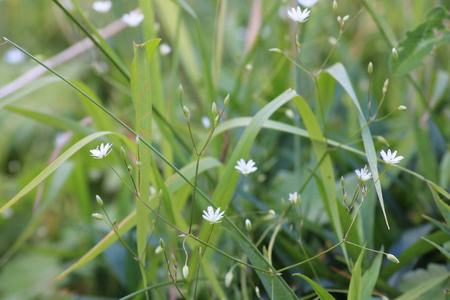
<box><xmin>92</xmin><ymin>1</ymin><xmax>111</xmax><ymax>13</ymax></box>
<box><xmin>297</xmin><ymin>0</ymin><xmax>318</xmax><ymax>8</ymax></box>
<box><xmin>201</xmin><ymin>116</ymin><xmax>211</xmax><ymax>128</ymax></box>
<box><xmin>122</xmin><ymin>11</ymin><xmax>144</xmax><ymax>27</ymax></box>
<box><xmin>287</xmin><ymin>6</ymin><xmax>310</xmax><ymax>23</ymax></box>
<box><xmin>90</xmin><ymin>143</ymin><xmax>113</xmax><ymax>159</ymax></box>
<box><xmin>235</xmin><ymin>159</ymin><xmax>257</xmax><ymax>175</ymax></box>
<box><xmin>4</xmin><ymin>48</ymin><xmax>25</xmax><ymax>64</ymax></box>
<box><xmin>288</xmin><ymin>192</ymin><xmax>300</xmax><ymax>204</ymax></box>
<box><xmin>245</xmin><ymin>219</ymin><xmax>252</xmax><ymax>231</ymax></box>
<box><xmin>380</xmin><ymin>149</ymin><xmax>404</xmax><ymax>165</ymax></box>
<box><xmin>355</xmin><ymin>166</ymin><xmax>372</xmax><ymax>183</ymax></box>
<box><xmin>202</xmin><ymin>206</ymin><xmax>225</xmax><ymax>224</ymax></box>
<box><xmin>159</xmin><ymin>43</ymin><xmax>172</xmax><ymax>56</ymax></box>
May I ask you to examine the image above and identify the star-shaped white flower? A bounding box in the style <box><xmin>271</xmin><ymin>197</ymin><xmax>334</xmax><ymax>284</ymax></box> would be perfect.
<box><xmin>90</xmin><ymin>143</ymin><xmax>113</xmax><ymax>159</ymax></box>
<box><xmin>202</xmin><ymin>206</ymin><xmax>225</xmax><ymax>224</ymax></box>
<box><xmin>298</xmin><ymin>0</ymin><xmax>318</xmax><ymax>8</ymax></box>
<box><xmin>92</xmin><ymin>1</ymin><xmax>112</xmax><ymax>13</ymax></box>
<box><xmin>235</xmin><ymin>159</ymin><xmax>257</xmax><ymax>175</ymax></box>
<box><xmin>122</xmin><ymin>11</ymin><xmax>144</xmax><ymax>27</ymax></box>
<box><xmin>287</xmin><ymin>6</ymin><xmax>310</xmax><ymax>23</ymax></box>
<box><xmin>355</xmin><ymin>166</ymin><xmax>372</xmax><ymax>183</ymax></box>
<box><xmin>288</xmin><ymin>192</ymin><xmax>300</xmax><ymax>204</ymax></box>
<box><xmin>380</xmin><ymin>149</ymin><xmax>404</xmax><ymax>165</ymax></box>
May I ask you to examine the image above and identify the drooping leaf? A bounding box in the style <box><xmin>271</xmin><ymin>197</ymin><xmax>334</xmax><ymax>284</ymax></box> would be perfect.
<box><xmin>390</xmin><ymin>7</ymin><xmax>450</xmax><ymax>76</ymax></box>
<box><xmin>293</xmin><ymin>273</ymin><xmax>335</xmax><ymax>300</ymax></box>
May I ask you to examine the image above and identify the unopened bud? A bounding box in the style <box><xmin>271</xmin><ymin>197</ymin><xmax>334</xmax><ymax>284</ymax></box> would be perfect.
<box><xmin>92</xmin><ymin>213</ymin><xmax>104</xmax><ymax>221</ymax></box>
<box><xmin>392</xmin><ymin>48</ymin><xmax>398</xmax><ymax>60</ymax></box>
<box><xmin>182</xmin><ymin>264</ymin><xmax>189</xmax><ymax>278</ymax></box>
<box><xmin>183</xmin><ymin>105</ymin><xmax>190</xmax><ymax>121</ymax></box>
<box><xmin>225</xmin><ymin>270</ymin><xmax>233</xmax><ymax>287</ymax></box>
<box><xmin>342</xmin><ymin>15</ymin><xmax>349</xmax><ymax>23</ymax></box>
<box><xmin>340</xmin><ymin>176</ymin><xmax>345</xmax><ymax>188</ymax></box>
<box><xmin>96</xmin><ymin>195</ymin><xmax>103</xmax><ymax>207</ymax></box>
<box><xmin>214</xmin><ymin>115</ymin><xmax>220</xmax><ymax>127</ymax></box>
<box><xmin>269</xmin><ymin>209</ymin><xmax>276</xmax><ymax>215</ymax></box>
<box><xmin>337</xmin><ymin>16</ymin><xmax>342</xmax><ymax>24</ymax></box>
<box><xmin>269</xmin><ymin>48</ymin><xmax>282</xmax><ymax>53</ymax></box>
<box><xmin>212</xmin><ymin>102</ymin><xmax>218</xmax><ymax>117</ymax></box>
<box><xmin>382</xmin><ymin>79</ymin><xmax>389</xmax><ymax>94</ymax></box>
<box><xmin>159</xmin><ymin>238</ymin><xmax>166</xmax><ymax>250</ymax></box>
<box><xmin>245</xmin><ymin>219</ymin><xmax>252</xmax><ymax>231</ymax></box>
<box><xmin>332</xmin><ymin>0</ymin><xmax>338</xmax><ymax>12</ymax></box>
<box><xmin>398</xmin><ymin>105</ymin><xmax>407</xmax><ymax>111</ymax></box>
<box><xmin>224</xmin><ymin>94</ymin><xmax>230</xmax><ymax>106</ymax></box>
<box><xmin>386</xmin><ymin>253</ymin><xmax>399</xmax><ymax>263</ymax></box>
<box><xmin>155</xmin><ymin>246</ymin><xmax>163</xmax><ymax>254</ymax></box>
<box><xmin>121</xmin><ymin>146</ymin><xmax>126</xmax><ymax>157</ymax></box>
<box><xmin>127</xmin><ymin>165</ymin><xmax>132</xmax><ymax>173</ymax></box>
<box><xmin>255</xmin><ymin>286</ymin><xmax>261</xmax><ymax>298</ymax></box>
<box><xmin>135</xmin><ymin>135</ymin><xmax>140</xmax><ymax>146</ymax></box>
<box><xmin>178</xmin><ymin>84</ymin><xmax>183</xmax><ymax>98</ymax></box>
<box><xmin>368</xmin><ymin>62</ymin><xmax>373</xmax><ymax>75</ymax></box>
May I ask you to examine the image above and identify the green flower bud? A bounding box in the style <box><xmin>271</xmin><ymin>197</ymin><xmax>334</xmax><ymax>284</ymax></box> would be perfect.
<box><xmin>159</xmin><ymin>238</ymin><xmax>166</xmax><ymax>250</ymax></box>
<box><xmin>225</xmin><ymin>270</ymin><xmax>233</xmax><ymax>287</ymax></box>
<box><xmin>392</xmin><ymin>48</ymin><xmax>398</xmax><ymax>60</ymax></box>
<box><xmin>96</xmin><ymin>195</ymin><xmax>103</xmax><ymax>207</ymax></box>
<box><xmin>212</xmin><ymin>102</ymin><xmax>218</xmax><ymax>117</ymax></box>
<box><xmin>178</xmin><ymin>84</ymin><xmax>183</xmax><ymax>98</ymax></box>
<box><xmin>92</xmin><ymin>213</ymin><xmax>104</xmax><ymax>221</ymax></box>
<box><xmin>245</xmin><ymin>219</ymin><xmax>252</xmax><ymax>231</ymax></box>
<box><xmin>340</xmin><ymin>176</ymin><xmax>345</xmax><ymax>188</ymax></box>
<box><xmin>368</xmin><ymin>62</ymin><xmax>373</xmax><ymax>75</ymax></box>
<box><xmin>398</xmin><ymin>105</ymin><xmax>407</xmax><ymax>111</ymax></box>
<box><xmin>332</xmin><ymin>0</ymin><xmax>338</xmax><ymax>12</ymax></box>
<box><xmin>224</xmin><ymin>94</ymin><xmax>230</xmax><ymax>106</ymax></box>
<box><xmin>386</xmin><ymin>253</ymin><xmax>399</xmax><ymax>263</ymax></box>
<box><xmin>182</xmin><ymin>264</ymin><xmax>189</xmax><ymax>278</ymax></box>
<box><xmin>183</xmin><ymin>105</ymin><xmax>190</xmax><ymax>121</ymax></box>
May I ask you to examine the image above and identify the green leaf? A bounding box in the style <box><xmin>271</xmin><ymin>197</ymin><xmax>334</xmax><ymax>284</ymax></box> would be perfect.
<box><xmin>0</xmin><ymin>131</ymin><xmax>113</xmax><ymax>214</ymax></box>
<box><xmin>422</xmin><ymin>214</ymin><xmax>450</xmax><ymax>235</ymax></box>
<box><xmin>361</xmin><ymin>252</ymin><xmax>383</xmax><ymax>300</ymax></box>
<box><xmin>326</xmin><ymin>63</ymin><xmax>389</xmax><ymax>229</ymax></box>
<box><xmin>420</xmin><ymin>237</ymin><xmax>450</xmax><ymax>260</ymax></box>
<box><xmin>348</xmin><ymin>250</ymin><xmax>364</xmax><ymax>300</ymax></box>
<box><xmin>390</xmin><ymin>7</ymin><xmax>450</xmax><ymax>76</ymax></box>
<box><xmin>293</xmin><ymin>273</ymin><xmax>335</xmax><ymax>300</ymax></box>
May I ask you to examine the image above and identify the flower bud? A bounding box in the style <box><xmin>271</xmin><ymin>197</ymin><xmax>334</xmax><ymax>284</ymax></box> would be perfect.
<box><xmin>159</xmin><ymin>238</ymin><xmax>166</xmax><ymax>250</ymax></box>
<box><xmin>224</xmin><ymin>94</ymin><xmax>230</xmax><ymax>106</ymax></box>
<box><xmin>245</xmin><ymin>219</ymin><xmax>252</xmax><ymax>231</ymax></box>
<box><xmin>392</xmin><ymin>48</ymin><xmax>398</xmax><ymax>60</ymax></box>
<box><xmin>178</xmin><ymin>84</ymin><xmax>183</xmax><ymax>98</ymax></box>
<box><xmin>92</xmin><ymin>213</ymin><xmax>104</xmax><ymax>221</ymax></box>
<box><xmin>340</xmin><ymin>176</ymin><xmax>345</xmax><ymax>188</ymax></box>
<box><xmin>121</xmin><ymin>146</ymin><xmax>126</xmax><ymax>157</ymax></box>
<box><xmin>225</xmin><ymin>270</ymin><xmax>233</xmax><ymax>287</ymax></box>
<box><xmin>368</xmin><ymin>62</ymin><xmax>373</xmax><ymax>75</ymax></box>
<box><xmin>342</xmin><ymin>15</ymin><xmax>349</xmax><ymax>23</ymax></box>
<box><xmin>155</xmin><ymin>246</ymin><xmax>163</xmax><ymax>254</ymax></box>
<box><xmin>182</xmin><ymin>264</ymin><xmax>189</xmax><ymax>278</ymax></box>
<box><xmin>96</xmin><ymin>195</ymin><xmax>103</xmax><ymax>207</ymax></box>
<box><xmin>376</xmin><ymin>135</ymin><xmax>390</xmax><ymax>147</ymax></box>
<box><xmin>214</xmin><ymin>115</ymin><xmax>220</xmax><ymax>127</ymax></box>
<box><xmin>255</xmin><ymin>286</ymin><xmax>261</xmax><ymax>298</ymax></box>
<box><xmin>183</xmin><ymin>105</ymin><xmax>190</xmax><ymax>121</ymax></box>
<box><xmin>337</xmin><ymin>16</ymin><xmax>342</xmax><ymax>24</ymax></box>
<box><xmin>398</xmin><ymin>105</ymin><xmax>407</xmax><ymax>111</ymax></box>
<box><xmin>212</xmin><ymin>102</ymin><xmax>218</xmax><ymax>117</ymax></box>
<box><xmin>269</xmin><ymin>48</ymin><xmax>282</xmax><ymax>53</ymax></box>
<box><xmin>382</xmin><ymin>79</ymin><xmax>389</xmax><ymax>94</ymax></box>
<box><xmin>386</xmin><ymin>253</ymin><xmax>399</xmax><ymax>263</ymax></box>
<box><xmin>135</xmin><ymin>135</ymin><xmax>140</xmax><ymax>146</ymax></box>
<box><xmin>332</xmin><ymin>0</ymin><xmax>338</xmax><ymax>12</ymax></box>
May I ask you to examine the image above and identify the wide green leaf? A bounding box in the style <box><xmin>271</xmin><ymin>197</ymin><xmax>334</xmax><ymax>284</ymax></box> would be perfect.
<box><xmin>348</xmin><ymin>250</ymin><xmax>364</xmax><ymax>300</ymax></box>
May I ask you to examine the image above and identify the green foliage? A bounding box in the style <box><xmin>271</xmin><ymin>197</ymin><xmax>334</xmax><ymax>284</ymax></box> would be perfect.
<box><xmin>0</xmin><ymin>0</ymin><xmax>449</xmax><ymax>299</ymax></box>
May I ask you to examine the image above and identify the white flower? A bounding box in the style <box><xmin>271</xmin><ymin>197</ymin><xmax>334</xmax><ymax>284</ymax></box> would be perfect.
<box><xmin>298</xmin><ymin>0</ymin><xmax>318</xmax><ymax>8</ymax></box>
<box><xmin>287</xmin><ymin>6</ymin><xmax>310</xmax><ymax>23</ymax></box>
<box><xmin>202</xmin><ymin>206</ymin><xmax>225</xmax><ymax>224</ymax></box>
<box><xmin>122</xmin><ymin>11</ymin><xmax>144</xmax><ymax>27</ymax></box>
<box><xmin>4</xmin><ymin>48</ymin><xmax>25</xmax><ymax>64</ymax></box>
<box><xmin>380</xmin><ymin>149</ymin><xmax>404</xmax><ymax>165</ymax></box>
<box><xmin>90</xmin><ymin>143</ymin><xmax>113</xmax><ymax>159</ymax></box>
<box><xmin>288</xmin><ymin>192</ymin><xmax>300</xmax><ymax>204</ymax></box>
<box><xmin>245</xmin><ymin>219</ymin><xmax>252</xmax><ymax>231</ymax></box>
<box><xmin>159</xmin><ymin>43</ymin><xmax>172</xmax><ymax>56</ymax></box>
<box><xmin>235</xmin><ymin>159</ymin><xmax>257</xmax><ymax>175</ymax></box>
<box><xmin>92</xmin><ymin>1</ymin><xmax>111</xmax><ymax>13</ymax></box>
<box><xmin>355</xmin><ymin>166</ymin><xmax>372</xmax><ymax>182</ymax></box>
